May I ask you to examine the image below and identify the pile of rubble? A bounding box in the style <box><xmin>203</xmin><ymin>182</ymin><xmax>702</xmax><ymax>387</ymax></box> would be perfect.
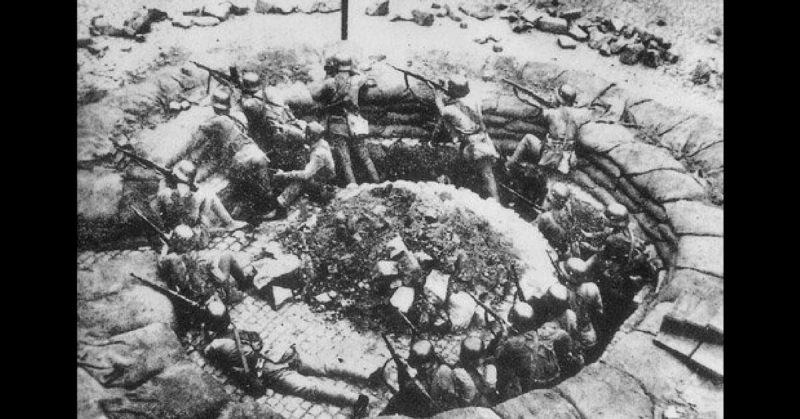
<box><xmin>276</xmin><ymin>183</ymin><xmax>524</xmax><ymax>335</ymax></box>
<box><xmin>503</xmin><ymin>5</ymin><xmax>679</xmax><ymax>68</ymax></box>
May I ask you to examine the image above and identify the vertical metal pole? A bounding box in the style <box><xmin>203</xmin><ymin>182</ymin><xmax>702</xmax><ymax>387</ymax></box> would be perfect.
<box><xmin>341</xmin><ymin>0</ymin><xmax>349</xmax><ymax>40</ymax></box>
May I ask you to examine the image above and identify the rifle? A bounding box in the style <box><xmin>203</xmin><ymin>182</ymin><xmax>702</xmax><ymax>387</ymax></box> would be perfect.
<box><xmin>498</xmin><ymin>182</ymin><xmax>542</xmax><ymax>214</ymax></box>
<box><xmin>502</xmin><ymin>78</ymin><xmax>555</xmax><ymax>109</ymax></box>
<box><xmin>387</xmin><ymin>63</ymin><xmax>448</xmax><ymax>93</ymax></box>
<box><xmin>130</xmin><ymin>273</ymin><xmax>205</xmax><ymax>313</ymax></box>
<box><xmin>191</xmin><ymin>61</ymin><xmax>242</xmax><ymax>92</ymax></box>
<box><xmin>395</xmin><ymin>309</ymin><xmax>419</xmax><ymax>337</ymax></box>
<box><xmin>508</xmin><ymin>264</ymin><xmax>525</xmax><ymax>302</ymax></box>
<box><xmin>546</xmin><ymin>250</ymin><xmax>569</xmax><ymax>284</ymax></box>
<box><xmin>111</xmin><ymin>140</ymin><xmax>198</xmax><ymax>192</ymax></box>
<box><xmin>130</xmin><ymin>205</ymin><xmax>170</xmax><ymax>245</ymax></box>
<box><xmin>381</xmin><ymin>333</ymin><xmax>442</xmax><ymax>414</ymax></box>
<box><xmin>465</xmin><ymin>292</ymin><xmax>511</xmax><ymax>335</ymax></box>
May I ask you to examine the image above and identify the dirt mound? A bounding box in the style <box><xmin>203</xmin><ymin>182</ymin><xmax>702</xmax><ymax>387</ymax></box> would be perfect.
<box><xmin>276</xmin><ymin>181</ymin><xmax>558</xmax><ymax>335</ymax></box>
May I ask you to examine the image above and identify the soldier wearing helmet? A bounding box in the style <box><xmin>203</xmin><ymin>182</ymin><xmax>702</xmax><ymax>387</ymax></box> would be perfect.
<box><xmin>310</xmin><ymin>51</ymin><xmax>380</xmax><ymax>185</ymax></box>
<box><xmin>264</xmin><ymin>121</ymin><xmax>337</xmax><ymax>220</ymax></box>
<box><xmin>188</xmin><ymin>87</ymin><xmax>275</xmax><ymax>216</ymax></box>
<box><xmin>427</xmin><ymin>74</ymin><xmax>500</xmax><ymax>201</ymax></box>
<box><xmin>451</xmin><ymin>336</ymin><xmax>498</xmax><ymax>407</ymax></box>
<box><xmin>381</xmin><ymin>339</ymin><xmax>458</xmax><ymax>416</ymax></box>
<box><xmin>238</xmin><ymin>71</ymin><xmax>308</xmax><ymax>149</ymax></box>
<box><xmin>535</xmin><ymin>183</ymin><xmax>576</xmax><ymax>254</ymax></box>
<box><xmin>560</xmin><ymin>257</ymin><xmax>604</xmax><ymax>355</ymax></box>
<box><xmin>154</xmin><ymin>159</ymin><xmax>248</xmax><ymax>232</ymax></box>
<box><xmin>506</xmin><ymin>83</ymin><xmax>593</xmax><ymax>175</ymax></box>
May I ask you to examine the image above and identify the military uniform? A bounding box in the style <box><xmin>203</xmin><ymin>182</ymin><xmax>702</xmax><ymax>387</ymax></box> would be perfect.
<box><xmin>310</xmin><ymin>55</ymin><xmax>379</xmax><ymax>185</ymax></box>
<box><xmin>434</xmin><ymin>76</ymin><xmax>500</xmax><ymax>201</ymax></box>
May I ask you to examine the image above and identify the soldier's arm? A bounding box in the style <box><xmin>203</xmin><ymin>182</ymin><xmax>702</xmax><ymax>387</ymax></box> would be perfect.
<box><xmin>281</xmin><ymin>151</ymin><xmax>323</xmax><ymax>181</ymax></box>
<box><xmin>309</xmin><ymin>79</ymin><xmax>335</xmax><ymax>103</ymax></box>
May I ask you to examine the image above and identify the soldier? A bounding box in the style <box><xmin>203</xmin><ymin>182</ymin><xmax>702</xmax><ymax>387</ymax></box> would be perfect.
<box><xmin>535</xmin><ymin>183</ymin><xmax>574</xmax><ymax>254</ymax></box>
<box><xmin>154</xmin><ymin>159</ymin><xmax>248</xmax><ymax>232</ymax></box>
<box><xmin>506</xmin><ymin>84</ymin><xmax>593</xmax><ymax>175</ymax></box>
<box><xmin>563</xmin><ymin>258</ymin><xmax>604</xmax><ymax>357</ymax></box>
<box><xmin>239</xmin><ymin>71</ymin><xmax>307</xmax><ymax>149</ymax></box>
<box><xmin>428</xmin><ymin>75</ymin><xmax>501</xmax><ymax>201</ymax></box>
<box><xmin>310</xmin><ymin>52</ymin><xmax>380</xmax><ymax>185</ymax></box>
<box><xmin>186</xmin><ymin>89</ymin><xmax>275</xmax><ymax>214</ymax></box>
<box><xmin>263</xmin><ymin>121</ymin><xmax>336</xmax><ymax>220</ymax></box>
<box><xmin>381</xmin><ymin>340</ymin><xmax>458</xmax><ymax>416</ymax></box>
<box><xmin>451</xmin><ymin>336</ymin><xmax>498</xmax><ymax>408</ymax></box>
<box><xmin>157</xmin><ymin>224</ymin><xmax>250</xmax><ymax>335</ymax></box>
<box><xmin>204</xmin><ymin>338</ymin><xmax>373</xmax><ymax>416</ymax></box>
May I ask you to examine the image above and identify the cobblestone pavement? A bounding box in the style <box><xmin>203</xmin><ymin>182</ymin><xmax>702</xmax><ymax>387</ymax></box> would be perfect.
<box><xmin>77</xmin><ymin>213</ymin><xmax>490</xmax><ymax>418</ymax></box>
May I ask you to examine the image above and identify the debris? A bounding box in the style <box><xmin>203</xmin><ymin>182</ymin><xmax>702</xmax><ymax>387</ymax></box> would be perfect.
<box><xmin>169</xmin><ymin>101</ymin><xmax>182</xmax><ymax>112</ymax></box>
<box><xmin>567</xmin><ymin>26</ymin><xmax>588</xmax><ymax>41</ymax></box>
<box><xmin>192</xmin><ymin>16</ymin><xmax>222</xmax><ymax>26</ymax></box>
<box><xmin>536</xmin><ymin>15</ymin><xmax>569</xmax><ymax>34</ymax></box>
<box><xmin>609</xmin><ymin>39</ymin><xmax>627</xmax><ymax>54</ymax></box>
<box><xmin>656</xmin><ymin>17</ymin><xmax>667</xmax><ymax>26</ymax></box>
<box><xmin>424</xmin><ymin>270</ymin><xmax>450</xmax><ymax>304</ymax></box>
<box><xmin>608</xmin><ymin>18</ymin><xmax>624</xmax><ymax>32</ymax></box>
<box><xmin>252</xmin><ymin>253</ymin><xmax>302</xmax><ymax>290</ymax></box>
<box><xmin>172</xmin><ymin>15</ymin><xmax>193</xmax><ymax>28</ymax></box>
<box><xmin>557</xmin><ymin>36</ymin><xmax>577</xmax><ymax>49</ymax></box>
<box><xmin>365</xmin><ymin>0</ymin><xmax>389</xmax><ymax>17</ymax></box>
<box><xmin>315</xmin><ymin>293</ymin><xmax>332</xmax><ymax>304</ymax></box>
<box><xmin>270</xmin><ymin>286</ymin><xmax>293</xmax><ymax>309</ymax></box>
<box><xmin>460</xmin><ymin>22</ymin><xmax>468</xmax><ymax>29</ymax></box>
<box><xmin>228</xmin><ymin>0</ymin><xmax>251</xmax><ymax>15</ymax></box>
<box><xmin>619</xmin><ymin>43</ymin><xmax>645</xmax><ymax>65</ymax></box>
<box><xmin>374</xmin><ymin>260</ymin><xmax>400</xmax><ymax>278</ymax></box>
<box><xmin>642</xmin><ymin>48</ymin><xmax>663</xmax><ymax>68</ymax></box>
<box><xmin>180</xmin><ymin>100</ymin><xmax>191</xmax><ymax>110</ymax></box>
<box><xmin>204</xmin><ymin>2</ymin><xmax>232</xmax><ymax>21</ymax></box>
<box><xmin>390</xmin><ymin>286</ymin><xmax>415</xmax><ymax>313</ymax></box>
<box><xmin>559</xmin><ymin>8</ymin><xmax>583</xmax><ymax>20</ymax></box>
<box><xmin>414</xmin><ymin>251</ymin><xmax>434</xmax><ymax>269</ymax></box>
<box><xmin>598</xmin><ymin>41</ymin><xmax>612</xmax><ymax>56</ymax></box>
<box><xmin>458</xmin><ymin>3</ymin><xmax>495</xmax><ymax>20</ymax></box>
<box><xmin>663</xmin><ymin>405</ymin><xmax>682</xmax><ymax>419</ymax></box>
<box><xmin>520</xmin><ymin>9</ymin><xmax>545</xmax><ymax>24</ymax></box>
<box><xmin>493</xmin><ymin>45</ymin><xmax>504</xmax><ymax>52</ymax></box>
<box><xmin>412</xmin><ymin>10</ymin><xmax>435</xmax><ymax>26</ymax></box>
<box><xmin>448</xmin><ymin>291</ymin><xmax>477</xmax><ymax>330</ymax></box>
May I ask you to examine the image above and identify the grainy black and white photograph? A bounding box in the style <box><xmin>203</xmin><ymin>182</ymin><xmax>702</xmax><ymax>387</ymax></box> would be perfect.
<box><xmin>76</xmin><ymin>1</ymin><xmax>723</xmax><ymax>418</ymax></box>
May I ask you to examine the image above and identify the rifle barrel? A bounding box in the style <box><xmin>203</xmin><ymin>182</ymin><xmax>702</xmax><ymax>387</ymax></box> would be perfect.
<box><xmin>130</xmin><ymin>273</ymin><xmax>203</xmax><ymax>310</ymax></box>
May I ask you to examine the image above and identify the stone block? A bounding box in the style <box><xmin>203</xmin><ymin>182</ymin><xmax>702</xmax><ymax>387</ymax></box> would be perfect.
<box><xmin>228</xmin><ymin>0</ymin><xmax>252</xmax><ymax>15</ymax></box>
<box><xmin>192</xmin><ymin>16</ymin><xmax>222</xmax><ymax>26</ymax></box>
<box><xmin>602</xmin><ymin>330</ymin><xmax>723</xmax><ymax>418</ymax></box>
<box><xmin>674</xmin><ymin>236</ymin><xmax>723</xmax><ymax>278</ymax></box>
<box><xmin>172</xmin><ymin>15</ymin><xmax>194</xmax><ymax>28</ymax></box>
<box><xmin>635</xmin><ymin>301</ymin><xmax>674</xmax><ymax>335</ymax></box>
<box><xmin>559</xmin><ymin>8</ymin><xmax>583</xmax><ymax>20</ymax></box>
<box><xmin>690</xmin><ymin>342</ymin><xmax>723</xmax><ymax>379</ymax></box>
<box><xmin>654</xmin><ymin>330</ymin><xmax>700</xmax><ymax>359</ymax></box>
<box><xmin>537</xmin><ymin>16</ymin><xmax>569</xmax><ymax>34</ymax></box>
<box><xmin>458</xmin><ymin>3</ymin><xmax>495</xmax><ymax>20</ymax></box>
<box><xmin>269</xmin><ymin>286</ymin><xmax>294</xmax><ymax>309</ymax></box>
<box><xmin>252</xmin><ymin>253</ymin><xmax>302</xmax><ymax>290</ymax></box>
<box><xmin>556</xmin><ymin>362</ymin><xmax>654</xmax><ymax>418</ymax></box>
<box><xmin>557</xmin><ymin>36</ymin><xmax>577</xmax><ymax>49</ymax></box>
<box><xmin>375</xmin><ymin>260</ymin><xmax>400</xmax><ymax>278</ymax></box>
<box><xmin>520</xmin><ymin>9</ymin><xmax>545</xmax><ymax>24</ymax></box>
<box><xmin>204</xmin><ymin>2</ymin><xmax>232</xmax><ymax>20</ymax></box>
<box><xmin>414</xmin><ymin>251</ymin><xmax>435</xmax><ymax>269</ymax></box>
<box><xmin>424</xmin><ymin>269</ymin><xmax>450</xmax><ymax>304</ymax></box>
<box><xmin>492</xmin><ymin>389</ymin><xmax>580</xmax><ymax>419</ymax></box>
<box><xmin>448</xmin><ymin>291</ymin><xmax>477</xmax><ymax>330</ymax></box>
<box><xmin>390</xmin><ymin>286</ymin><xmax>415</xmax><ymax>313</ymax></box>
<box><xmin>365</xmin><ymin>0</ymin><xmax>389</xmax><ymax>16</ymax></box>
<box><xmin>567</xmin><ymin>26</ymin><xmax>588</xmax><ymax>41</ymax></box>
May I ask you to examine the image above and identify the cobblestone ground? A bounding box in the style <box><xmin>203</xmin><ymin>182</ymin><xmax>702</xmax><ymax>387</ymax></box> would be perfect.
<box><xmin>77</xmin><ymin>211</ymin><xmax>490</xmax><ymax>418</ymax></box>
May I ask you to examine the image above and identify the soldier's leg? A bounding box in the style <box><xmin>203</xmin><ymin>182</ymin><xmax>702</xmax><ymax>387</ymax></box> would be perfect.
<box><xmin>276</xmin><ymin>180</ymin><xmax>305</xmax><ymax>209</ymax></box>
<box><xmin>271</xmin><ymin>369</ymin><xmax>361</xmax><ymax>406</ymax></box>
<box><xmin>293</xmin><ymin>350</ymin><xmax>374</xmax><ymax>383</ymax></box>
<box><xmin>216</xmin><ymin>252</ymin><xmax>249</xmax><ymax>289</ymax></box>
<box><xmin>350</xmin><ymin>136</ymin><xmax>380</xmax><ymax>183</ymax></box>
<box><xmin>477</xmin><ymin>157</ymin><xmax>500</xmax><ymax>201</ymax></box>
<box><xmin>201</xmin><ymin>192</ymin><xmax>245</xmax><ymax>229</ymax></box>
<box><xmin>331</xmin><ymin>135</ymin><xmax>357</xmax><ymax>185</ymax></box>
<box><xmin>506</xmin><ymin>134</ymin><xmax>542</xmax><ymax>167</ymax></box>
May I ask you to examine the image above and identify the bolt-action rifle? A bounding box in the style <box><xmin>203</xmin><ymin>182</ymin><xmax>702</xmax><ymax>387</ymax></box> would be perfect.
<box><xmin>502</xmin><ymin>78</ymin><xmax>555</xmax><ymax>109</ymax></box>
<box><xmin>192</xmin><ymin>61</ymin><xmax>242</xmax><ymax>93</ymax></box>
<box><xmin>111</xmin><ymin>140</ymin><xmax>197</xmax><ymax>191</ymax></box>
<box><xmin>130</xmin><ymin>205</ymin><xmax>170</xmax><ymax>245</ymax></box>
<box><xmin>131</xmin><ymin>273</ymin><xmax>205</xmax><ymax>313</ymax></box>
<box><xmin>381</xmin><ymin>333</ymin><xmax>442</xmax><ymax>415</ymax></box>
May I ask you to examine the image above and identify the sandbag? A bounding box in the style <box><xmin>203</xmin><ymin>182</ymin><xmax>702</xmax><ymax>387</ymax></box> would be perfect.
<box><xmin>99</xmin><ymin>361</ymin><xmax>230</xmax><ymax>419</ymax></box>
<box><xmin>78</xmin><ymin>322</ymin><xmax>185</xmax><ymax>389</ymax></box>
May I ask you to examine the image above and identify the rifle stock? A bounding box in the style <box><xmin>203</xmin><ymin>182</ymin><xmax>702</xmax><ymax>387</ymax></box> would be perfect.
<box><xmin>130</xmin><ymin>273</ymin><xmax>205</xmax><ymax>313</ymax></box>
<box><xmin>502</xmin><ymin>78</ymin><xmax>554</xmax><ymax>108</ymax></box>
<box><xmin>387</xmin><ymin>63</ymin><xmax>448</xmax><ymax>93</ymax></box>
<box><xmin>192</xmin><ymin>61</ymin><xmax>241</xmax><ymax>90</ymax></box>
<box><xmin>130</xmin><ymin>205</ymin><xmax>170</xmax><ymax>245</ymax></box>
